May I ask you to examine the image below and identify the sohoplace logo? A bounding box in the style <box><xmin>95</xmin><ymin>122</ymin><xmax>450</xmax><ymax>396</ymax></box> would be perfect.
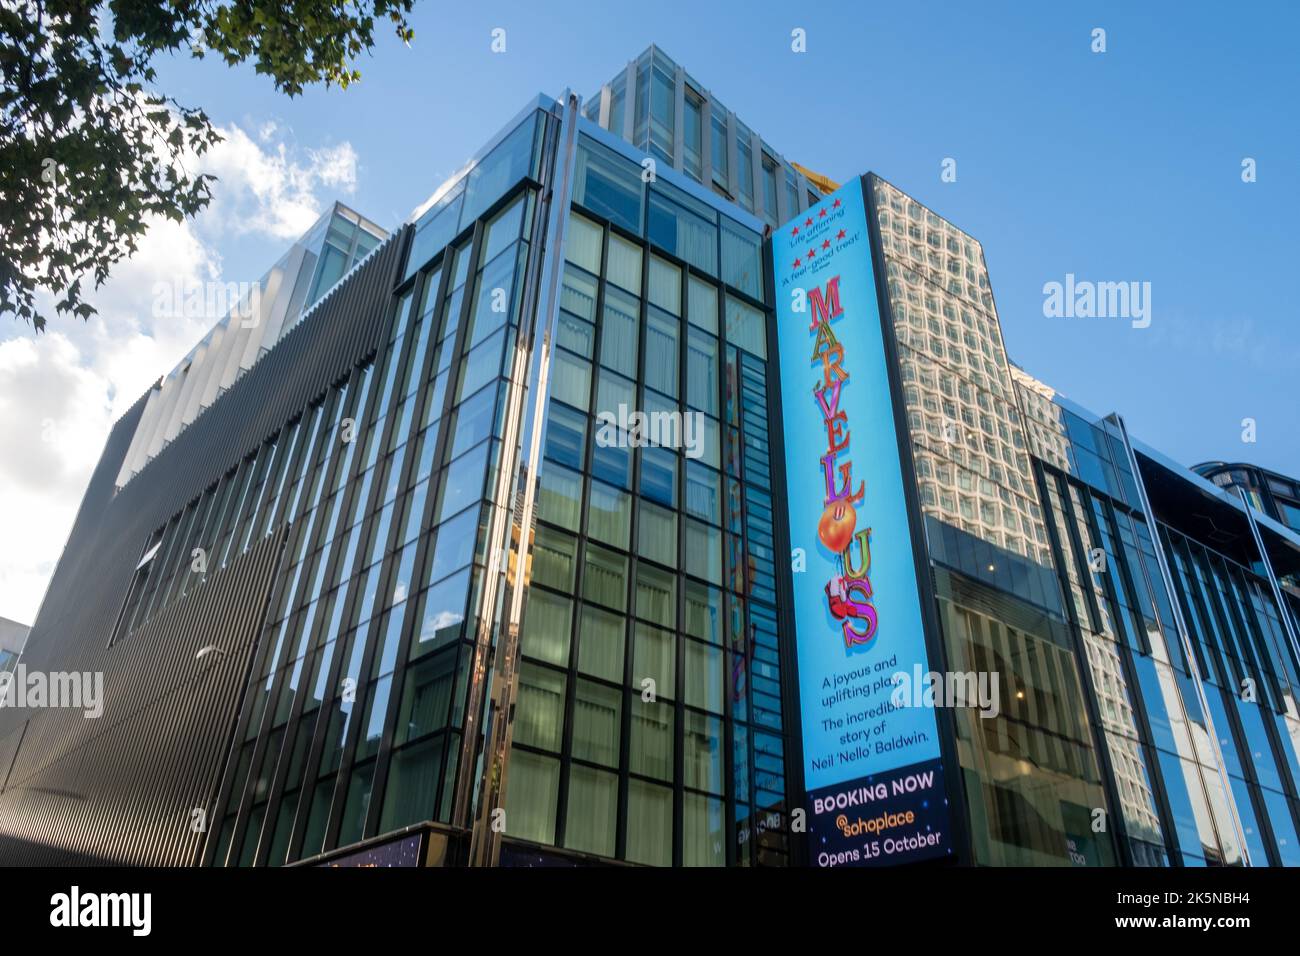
<box><xmin>806</xmin><ymin>274</ymin><xmax>877</xmax><ymax>650</ymax></box>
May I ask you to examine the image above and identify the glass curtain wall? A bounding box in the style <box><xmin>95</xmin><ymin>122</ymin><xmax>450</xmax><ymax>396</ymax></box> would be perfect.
<box><xmin>208</xmin><ymin>110</ymin><xmax>546</xmax><ymax>866</ymax></box>
<box><xmin>503</xmin><ymin>129</ymin><xmax>790</xmax><ymax>866</ymax></box>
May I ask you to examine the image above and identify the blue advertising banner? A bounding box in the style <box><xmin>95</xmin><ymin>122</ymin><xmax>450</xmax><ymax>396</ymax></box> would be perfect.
<box><xmin>771</xmin><ymin>179</ymin><xmax>952</xmax><ymax>867</ymax></box>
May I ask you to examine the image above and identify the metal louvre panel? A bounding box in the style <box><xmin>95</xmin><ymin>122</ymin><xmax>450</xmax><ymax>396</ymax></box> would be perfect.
<box><xmin>9</xmin><ymin>229</ymin><xmax>407</xmax><ymax>684</ymax></box>
<box><xmin>0</xmin><ymin>227</ymin><xmax>408</xmax><ymax>866</ymax></box>
<box><xmin>0</xmin><ymin>528</ymin><xmax>285</xmax><ymax>865</ymax></box>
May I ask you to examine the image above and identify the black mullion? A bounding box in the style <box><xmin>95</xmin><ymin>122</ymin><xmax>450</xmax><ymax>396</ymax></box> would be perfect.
<box><xmin>284</xmin><ymin>349</ymin><xmax>408</xmax><ymax>862</ymax></box>
<box><xmin>328</xmin><ymin>222</ymin><xmax>487</xmax><ymax>850</ymax></box>
<box><xmin>585</xmin><ymin>226</ymin><xmax>630</xmax><ymax>863</ymax></box>
<box><xmin>640</xmin><ymin>239</ymin><xmax>683</xmax><ymax>869</ymax></box>
<box><xmin>723</xmin><ymin>264</ymin><xmax>766</xmax><ymax>861</ymax></box>
<box><xmin>698</xmin><ymin>272</ymin><xmax>737</xmax><ymax>868</ymax></box>
<box><xmin>1081</xmin><ymin>498</ymin><xmax>1185</xmax><ymax>865</ymax></box>
<box><xmin>1052</xmin><ymin>471</ymin><xmax>1106</xmax><ymax>636</ymax></box>
<box><xmin>253</xmin><ymin>372</ymin><xmax>371</xmax><ymax>865</ymax></box>
<box><xmin>1191</xmin><ymin>553</ymin><xmax>1291</xmax><ymax>864</ymax></box>
<box><xmin>553</xmin><ymin>229</ymin><xmax>610</xmax><ymax>852</ymax></box>
<box><xmin>237</xmin><ymin>387</ymin><xmax>345</xmax><ymax>864</ymax></box>
<box><xmin>417</xmin><ymin>227</ymin><xmax>492</xmax><ymax>832</ymax></box>
<box><xmin>1163</xmin><ymin>530</ymin><xmax>1221</xmax><ymax>685</ymax></box>
<box><xmin>365</xmin><ymin>247</ymin><xmax>462</xmax><ymax>838</ymax></box>
<box><xmin>1038</xmin><ymin>468</ymin><xmax>1133</xmax><ymax>866</ymax></box>
<box><xmin>199</xmin><ymin>529</ymin><xmax>293</xmax><ymax>866</ymax></box>
<box><xmin>1232</xmin><ymin>567</ymin><xmax>1287</xmax><ymax>708</ymax></box>
<box><xmin>221</xmin><ymin>408</ymin><xmax>334</xmax><ymax>866</ymax></box>
<box><xmin>1189</xmin><ymin>543</ymin><xmax>1247</xmax><ymax>690</ymax></box>
<box><xmin>260</xmin><ymin>416</ymin><xmax>308</xmax><ymax>541</ymax></box>
<box><xmin>1218</xmin><ymin>557</ymin><xmax>1272</xmax><ymax>703</ymax></box>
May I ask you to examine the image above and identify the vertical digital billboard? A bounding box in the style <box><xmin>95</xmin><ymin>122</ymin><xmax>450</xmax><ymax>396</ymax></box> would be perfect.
<box><xmin>772</xmin><ymin>178</ymin><xmax>953</xmax><ymax>867</ymax></box>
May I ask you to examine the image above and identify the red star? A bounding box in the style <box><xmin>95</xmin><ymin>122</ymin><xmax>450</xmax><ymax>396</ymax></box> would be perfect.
<box><xmin>822</xmin><ymin>239</ymin><xmax>831</xmax><ymax>250</ymax></box>
<box><xmin>790</xmin><ymin>225</ymin><xmax>799</xmax><ymax>237</ymax></box>
<box><xmin>837</xmin><ymin>228</ymin><xmax>846</xmax><ymax>240</ymax></box>
<box><xmin>818</xmin><ymin>208</ymin><xmax>828</xmax><ymax>218</ymax></box>
<box><xmin>793</xmin><ymin>257</ymin><xmax>801</xmax><ymax>268</ymax></box>
<box><xmin>804</xmin><ymin>217</ymin><xmax>813</xmax><ymax>227</ymax></box>
<box><xmin>832</xmin><ymin>198</ymin><xmax>841</xmax><ymax>208</ymax></box>
<box><xmin>807</xmin><ymin>248</ymin><xmax>816</xmax><ymax>258</ymax></box>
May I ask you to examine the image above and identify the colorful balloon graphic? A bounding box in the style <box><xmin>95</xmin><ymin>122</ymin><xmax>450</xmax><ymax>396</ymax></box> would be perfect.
<box><xmin>817</xmin><ymin>500</ymin><xmax>857</xmax><ymax>554</ymax></box>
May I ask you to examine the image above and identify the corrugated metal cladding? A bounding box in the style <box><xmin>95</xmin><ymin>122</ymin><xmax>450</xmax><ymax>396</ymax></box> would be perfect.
<box><xmin>0</xmin><ymin>228</ymin><xmax>408</xmax><ymax>864</ymax></box>
<box><xmin>0</xmin><ymin>530</ymin><xmax>283</xmax><ymax>865</ymax></box>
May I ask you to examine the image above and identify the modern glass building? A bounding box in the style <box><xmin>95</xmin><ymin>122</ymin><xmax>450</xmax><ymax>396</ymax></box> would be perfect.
<box><xmin>1195</xmin><ymin>461</ymin><xmax>1300</xmax><ymax>536</ymax></box>
<box><xmin>1</xmin><ymin>49</ymin><xmax>1297</xmax><ymax>869</ymax></box>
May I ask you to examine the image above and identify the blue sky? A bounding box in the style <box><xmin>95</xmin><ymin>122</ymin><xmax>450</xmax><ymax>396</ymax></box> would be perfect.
<box><xmin>158</xmin><ymin>0</ymin><xmax>1298</xmax><ymax>474</ymax></box>
<box><xmin>1</xmin><ymin>1</ymin><xmax>1295</xmax><ymax>622</ymax></box>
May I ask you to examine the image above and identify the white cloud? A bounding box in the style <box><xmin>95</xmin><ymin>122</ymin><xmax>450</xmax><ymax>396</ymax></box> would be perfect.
<box><xmin>0</xmin><ymin>120</ymin><xmax>361</xmax><ymax>626</ymax></box>
<box><xmin>198</xmin><ymin>123</ymin><xmax>358</xmax><ymax>239</ymax></box>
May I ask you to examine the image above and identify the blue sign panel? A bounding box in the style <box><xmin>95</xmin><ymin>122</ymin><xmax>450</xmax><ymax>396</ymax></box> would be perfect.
<box><xmin>771</xmin><ymin>179</ymin><xmax>952</xmax><ymax>867</ymax></box>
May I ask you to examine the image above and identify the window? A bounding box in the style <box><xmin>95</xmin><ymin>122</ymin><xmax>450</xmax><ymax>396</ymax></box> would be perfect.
<box><xmin>583</xmin><ymin>545</ymin><xmax>628</xmax><ymax>612</ymax></box>
<box><xmin>405</xmin><ymin>181</ymin><xmax>465</xmax><ymax>281</ymax></box>
<box><xmin>515</xmin><ymin>663</ymin><xmax>565</xmax><ymax>751</ymax></box>
<box><xmin>721</xmin><ymin>219</ymin><xmax>762</xmax><ymax>299</ymax></box>
<box><xmin>683</xmin><ymin>89</ymin><xmax>704</xmax><ymax>181</ymax></box>
<box><xmin>538</xmin><ymin>466</ymin><xmax>582</xmax><ymax>531</ymax></box>
<box><xmin>647</xmin><ymin>186</ymin><xmax>717</xmax><ymax>276</ymax></box>
<box><xmin>636</xmin><ymin>563</ymin><xmax>676</xmax><ymax>627</ymax></box>
<box><xmin>761</xmin><ymin>154</ymin><xmax>779</xmax><ymax>225</ymax></box>
<box><xmin>711</xmin><ymin>111</ymin><xmax>728</xmax><ymax>187</ymax></box>
<box><xmin>626</xmin><ymin>779</ymin><xmax>672</xmax><ymax>865</ymax></box>
<box><xmin>599</xmin><ymin>287</ymin><xmax>639</xmax><ymax>378</ymax></box>
<box><xmin>578</xmin><ymin>604</ymin><xmax>625</xmax><ymax>682</ymax></box>
<box><xmin>462</xmin><ymin>114</ymin><xmax>540</xmax><ymax>225</ymax></box>
<box><xmin>725</xmin><ymin>296</ymin><xmax>767</xmax><ymax>359</ymax></box>
<box><xmin>638</xmin><ymin>500</ymin><xmax>677</xmax><ymax>567</ymax></box>
<box><xmin>687</xmin><ymin>276</ymin><xmax>718</xmax><ymax>334</ymax></box>
<box><xmin>587</xmin><ymin>481</ymin><xmax>631</xmax><ymax>548</ymax></box>
<box><xmin>573</xmin><ymin>137</ymin><xmax>643</xmax><ymax>234</ymax></box>
<box><xmin>606</xmin><ymin>234</ymin><xmax>642</xmax><ymax>295</ymax></box>
<box><xmin>647</xmin><ymin>256</ymin><xmax>681</xmax><ymax>315</ymax></box>
<box><xmin>573</xmin><ymin>680</ymin><xmax>621</xmax><ymax>766</ymax></box>
<box><xmin>736</xmin><ymin>132</ymin><xmax>754</xmax><ymax>211</ymax></box>
<box><xmin>504</xmin><ymin>750</ymin><xmax>559</xmax><ymax>844</ymax></box>
<box><xmin>686</xmin><ymin>328</ymin><xmax>719</xmax><ymax>415</ymax></box>
<box><xmin>521</xmin><ymin>589</ymin><xmax>571</xmax><ymax>666</ymax></box>
<box><xmin>566</xmin><ymin>214</ymin><xmax>603</xmax><ymax>275</ymax></box>
<box><xmin>630</xmin><ymin>693</ymin><xmax>674</xmax><ymax>777</ymax></box>
<box><xmin>112</xmin><ymin>531</ymin><xmax>164</xmax><ymax>644</ymax></box>
<box><xmin>649</xmin><ymin>63</ymin><xmax>674</xmax><ymax>164</ymax></box>
<box><xmin>645</xmin><ymin>309</ymin><xmax>679</xmax><ymax>398</ymax></box>
<box><xmin>565</xmin><ymin>766</ymin><xmax>617</xmax><ymax>857</ymax></box>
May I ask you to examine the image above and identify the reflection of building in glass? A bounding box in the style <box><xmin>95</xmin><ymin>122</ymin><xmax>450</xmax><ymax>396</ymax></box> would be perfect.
<box><xmin>872</xmin><ymin>179</ymin><xmax>1050</xmax><ymax>568</ymax></box>
<box><xmin>1016</xmin><ymin>366</ymin><xmax>1300</xmax><ymax>866</ymax></box>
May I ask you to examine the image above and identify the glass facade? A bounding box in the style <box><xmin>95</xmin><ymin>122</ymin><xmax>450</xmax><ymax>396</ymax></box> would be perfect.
<box><xmin>587</xmin><ymin>45</ymin><xmax>824</xmax><ymax>223</ymax></box>
<box><xmin>1019</xmin><ymin>370</ymin><xmax>1300</xmax><ymax>867</ymax></box>
<box><xmin>207</xmin><ymin>109</ymin><xmax>546</xmax><ymax>866</ymax></box>
<box><xmin>501</xmin><ymin>128</ymin><xmax>790</xmax><ymax>866</ymax></box>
